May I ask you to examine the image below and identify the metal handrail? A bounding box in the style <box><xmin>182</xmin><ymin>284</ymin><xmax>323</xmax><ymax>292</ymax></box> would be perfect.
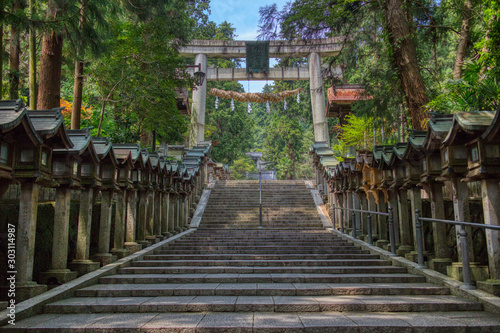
<box><xmin>333</xmin><ymin>206</ymin><xmax>397</xmax><ymax>257</ymax></box>
<box><xmin>415</xmin><ymin>209</ymin><xmax>500</xmax><ymax>290</ymax></box>
<box><xmin>258</xmin><ymin>170</ymin><xmax>263</xmax><ymax>228</ymax></box>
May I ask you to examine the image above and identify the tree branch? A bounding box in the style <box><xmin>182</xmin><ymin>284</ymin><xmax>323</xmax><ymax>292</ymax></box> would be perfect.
<box><xmin>416</xmin><ymin>25</ymin><xmax>460</xmax><ymax>34</ymax></box>
<box><xmin>97</xmin><ymin>70</ymin><xmax>126</xmax><ymax>136</ymax></box>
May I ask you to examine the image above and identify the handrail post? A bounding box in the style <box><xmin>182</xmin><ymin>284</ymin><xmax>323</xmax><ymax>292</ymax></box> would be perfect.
<box><xmin>259</xmin><ymin>170</ymin><xmax>263</xmax><ymax>229</ymax></box>
<box><xmin>332</xmin><ymin>206</ymin><xmax>337</xmax><ymax>229</ymax></box>
<box><xmin>459</xmin><ymin>225</ymin><xmax>475</xmax><ymax>290</ymax></box>
<box><xmin>340</xmin><ymin>209</ymin><xmax>344</xmax><ymax>234</ymax></box>
<box><xmin>367</xmin><ymin>214</ymin><xmax>373</xmax><ymax>245</ymax></box>
<box><xmin>388</xmin><ymin>207</ymin><xmax>397</xmax><ymax>256</ymax></box>
<box><xmin>352</xmin><ymin>211</ymin><xmax>357</xmax><ymax>239</ymax></box>
<box><xmin>415</xmin><ymin>209</ymin><xmax>426</xmax><ymax>269</ymax></box>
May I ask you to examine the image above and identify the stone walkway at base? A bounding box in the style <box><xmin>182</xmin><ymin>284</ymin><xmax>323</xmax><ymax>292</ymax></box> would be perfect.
<box><xmin>2</xmin><ymin>180</ymin><xmax>500</xmax><ymax>332</ymax></box>
<box><xmin>7</xmin><ymin>311</ymin><xmax>500</xmax><ymax>332</ymax></box>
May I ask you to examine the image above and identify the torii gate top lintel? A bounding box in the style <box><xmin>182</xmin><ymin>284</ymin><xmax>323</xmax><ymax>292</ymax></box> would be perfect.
<box><xmin>179</xmin><ymin>37</ymin><xmax>343</xmax><ymax>58</ymax></box>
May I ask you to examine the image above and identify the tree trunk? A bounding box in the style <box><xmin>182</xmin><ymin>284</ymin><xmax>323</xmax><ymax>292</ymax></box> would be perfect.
<box><xmin>37</xmin><ymin>0</ymin><xmax>63</xmax><ymax>109</ymax></box>
<box><xmin>28</xmin><ymin>0</ymin><xmax>36</xmax><ymax>109</ymax></box>
<box><xmin>71</xmin><ymin>60</ymin><xmax>84</xmax><ymax>129</ymax></box>
<box><xmin>0</xmin><ymin>23</ymin><xmax>3</xmax><ymax>99</ymax></box>
<box><xmin>71</xmin><ymin>2</ymin><xmax>87</xmax><ymax>129</ymax></box>
<box><xmin>9</xmin><ymin>0</ymin><xmax>22</xmax><ymax>100</ymax></box>
<box><xmin>453</xmin><ymin>0</ymin><xmax>472</xmax><ymax>80</ymax></box>
<box><xmin>384</xmin><ymin>0</ymin><xmax>428</xmax><ymax>130</ymax></box>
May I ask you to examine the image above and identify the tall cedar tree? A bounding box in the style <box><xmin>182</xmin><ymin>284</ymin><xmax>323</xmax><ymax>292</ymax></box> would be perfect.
<box><xmin>258</xmin><ymin>0</ymin><xmax>429</xmax><ymax>130</ymax></box>
<box><xmin>9</xmin><ymin>0</ymin><xmax>23</xmax><ymax>100</ymax></box>
<box><xmin>37</xmin><ymin>0</ymin><xmax>64</xmax><ymax>109</ymax></box>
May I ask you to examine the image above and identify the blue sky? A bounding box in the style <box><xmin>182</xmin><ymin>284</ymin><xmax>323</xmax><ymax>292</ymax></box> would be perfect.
<box><xmin>208</xmin><ymin>0</ymin><xmax>290</xmax><ymax>92</ymax></box>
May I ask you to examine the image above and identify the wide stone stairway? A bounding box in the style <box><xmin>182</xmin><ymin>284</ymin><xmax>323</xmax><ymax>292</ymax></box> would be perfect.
<box><xmin>4</xmin><ymin>180</ymin><xmax>500</xmax><ymax>331</ymax></box>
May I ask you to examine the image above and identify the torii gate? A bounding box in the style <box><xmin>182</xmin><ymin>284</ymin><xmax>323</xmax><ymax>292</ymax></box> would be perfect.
<box><xmin>179</xmin><ymin>37</ymin><xmax>343</xmax><ymax>147</ymax></box>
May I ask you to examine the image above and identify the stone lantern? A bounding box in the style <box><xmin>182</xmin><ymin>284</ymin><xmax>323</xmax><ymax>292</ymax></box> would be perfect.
<box><xmin>67</xmin><ymin>129</ymin><xmax>102</xmax><ymax>276</ymax></box>
<box><xmin>15</xmin><ymin>106</ymin><xmax>73</xmax><ymax>300</ymax></box>
<box><xmin>444</xmin><ymin>111</ymin><xmax>498</xmax><ymax>288</ymax></box>
<box><xmin>401</xmin><ymin>131</ymin><xmax>427</xmax><ymax>263</ymax></box>
<box><xmin>386</xmin><ymin>143</ymin><xmax>412</xmax><ymax>255</ymax></box>
<box><xmin>478</xmin><ymin>109</ymin><xmax>500</xmax><ymax>295</ymax></box>
<box><xmin>0</xmin><ymin>100</ymin><xmax>42</xmax><ymax>199</ymax></box>
<box><xmin>420</xmin><ymin>114</ymin><xmax>455</xmax><ymax>274</ymax></box>
<box><xmin>91</xmin><ymin>137</ymin><xmax>120</xmax><ymax>265</ymax></box>
<box><xmin>146</xmin><ymin>151</ymin><xmax>164</xmax><ymax>242</ymax></box>
<box><xmin>109</xmin><ymin>146</ymin><xmax>134</xmax><ymax>259</ymax></box>
<box><xmin>42</xmin><ymin>128</ymin><xmax>101</xmax><ymax>284</ymax></box>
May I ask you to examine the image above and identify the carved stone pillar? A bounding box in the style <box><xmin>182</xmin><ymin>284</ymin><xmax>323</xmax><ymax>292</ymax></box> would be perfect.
<box><xmin>111</xmin><ymin>191</ymin><xmax>130</xmax><ymax>259</ymax></box>
<box><xmin>41</xmin><ymin>187</ymin><xmax>78</xmax><ymax>284</ymax></box>
<box><xmin>15</xmin><ymin>182</ymin><xmax>47</xmax><ymax>301</ymax></box>
<box><xmin>69</xmin><ymin>187</ymin><xmax>100</xmax><ymax>275</ymax></box>
<box><xmin>124</xmin><ymin>190</ymin><xmax>142</xmax><ymax>254</ymax></box>
<box><xmin>93</xmin><ymin>190</ymin><xmax>117</xmax><ymax>266</ymax></box>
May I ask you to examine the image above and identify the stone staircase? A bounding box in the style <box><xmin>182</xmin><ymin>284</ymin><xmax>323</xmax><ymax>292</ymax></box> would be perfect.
<box><xmin>3</xmin><ymin>180</ymin><xmax>500</xmax><ymax>331</ymax></box>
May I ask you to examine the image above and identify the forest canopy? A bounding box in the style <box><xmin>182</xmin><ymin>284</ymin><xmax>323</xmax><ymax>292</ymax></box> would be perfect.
<box><xmin>1</xmin><ymin>0</ymin><xmax>499</xmax><ymax>179</ymax></box>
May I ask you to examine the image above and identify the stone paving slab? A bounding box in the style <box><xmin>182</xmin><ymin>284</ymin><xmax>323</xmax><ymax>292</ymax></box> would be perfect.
<box><xmin>298</xmin><ymin>312</ymin><xmax>358</xmax><ymax>332</ymax></box>
<box><xmin>273</xmin><ymin>296</ymin><xmax>321</xmax><ymax>312</ymax></box>
<box><xmin>235</xmin><ymin>296</ymin><xmax>275</xmax><ymax>312</ymax></box>
<box><xmin>45</xmin><ymin>297</ymin><xmax>155</xmax><ymax>314</ymax></box>
<box><xmin>173</xmin><ymin>283</ymin><xmax>221</xmax><ymax>296</ymax></box>
<box><xmin>197</xmin><ymin>312</ymin><xmax>254</xmax><ymax>333</ymax></box>
<box><xmin>97</xmin><ymin>273</ymin><xmax>430</xmax><ymax>285</ymax></box>
<box><xmin>257</xmin><ymin>283</ymin><xmax>296</xmax><ymax>296</ymax></box>
<box><xmin>18</xmin><ymin>313</ymin><xmax>110</xmax><ymax>332</ymax></box>
<box><xmin>41</xmin><ymin>295</ymin><xmax>483</xmax><ymax>314</ymax></box>
<box><xmin>4</xmin><ymin>311</ymin><xmax>500</xmax><ymax>332</ymax></box>
<box><xmin>187</xmin><ymin>296</ymin><xmax>237</xmax><ymax>312</ymax></box>
<box><xmin>215</xmin><ymin>283</ymin><xmax>258</xmax><ymax>296</ymax></box>
<box><xmin>141</xmin><ymin>312</ymin><xmax>205</xmax><ymax>332</ymax></box>
<box><xmin>253</xmin><ymin>312</ymin><xmax>304</xmax><ymax>332</ymax></box>
<box><xmin>85</xmin><ymin>313</ymin><xmax>158</xmax><ymax>332</ymax></box>
<box><xmin>140</xmin><ymin>296</ymin><xmax>196</xmax><ymax>312</ymax></box>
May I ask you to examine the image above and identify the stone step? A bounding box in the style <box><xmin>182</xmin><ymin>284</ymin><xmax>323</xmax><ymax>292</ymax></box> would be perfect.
<box><xmin>168</xmin><ymin>241</ymin><xmax>351</xmax><ymax>247</ymax></box>
<box><xmin>206</xmin><ymin>198</ymin><xmax>315</xmax><ymax>201</ymax></box>
<box><xmin>201</xmin><ymin>210</ymin><xmax>319</xmax><ymax>214</ymax></box>
<box><xmin>98</xmin><ymin>273</ymin><xmax>427</xmax><ymax>284</ymax></box>
<box><xmin>145</xmin><ymin>254</ymin><xmax>381</xmax><ymax>260</ymax></box>
<box><xmin>198</xmin><ymin>220</ymin><xmax>324</xmax><ymax>223</ymax></box>
<box><xmin>164</xmin><ymin>244</ymin><xmax>360</xmax><ymax>248</ymax></box>
<box><xmin>200</xmin><ymin>217</ymin><xmax>320</xmax><ymax>221</ymax></box>
<box><xmin>74</xmin><ymin>282</ymin><xmax>451</xmax><ymax>297</ymax></box>
<box><xmin>118</xmin><ymin>266</ymin><xmax>408</xmax><ymax>275</ymax></box>
<box><xmin>175</xmin><ymin>236</ymin><xmax>343</xmax><ymax>241</ymax></box>
<box><xmin>196</xmin><ymin>226</ymin><xmax>325</xmax><ymax>230</ymax></box>
<box><xmin>200</xmin><ymin>218</ymin><xmax>321</xmax><ymax>221</ymax></box>
<box><xmin>10</xmin><ymin>311</ymin><xmax>500</xmax><ymax>332</ymax></box>
<box><xmin>156</xmin><ymin>249</ymin><xmax>372</xmax><ymax>254</ymax></box>
<box><xmin>44</xmin><ymin>295</ymin><xmax>481</xmax><ymax>314</ymax></box>
<box><xmin>198</xmin><ymin>223</ymin><xmax>322</xmax><ymax>226</ymax></box>
<box><xmin>131</xmin><ymin>259</ymin><xmax>391</xmax><ymax>267</ymax></box>
<box><xmin>171</xmin><ymin>236</ymin><xmax>346</xmax><ymax>240</ymax></box>
<box><xmin>173</xmin><ymin>239</ymin><xmax>343</xmax><ymax>244</ymax></box>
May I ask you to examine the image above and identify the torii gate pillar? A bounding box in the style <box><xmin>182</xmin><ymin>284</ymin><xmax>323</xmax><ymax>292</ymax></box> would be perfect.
<box><xmin>309</xmin><ymin>52</ymin><xmax>330</xmax><ymax>144</ymax></box>
<box><xmin>190</xmin><ymin>53</ymin><xmax>208</xmax><ymax>147</ymax></box>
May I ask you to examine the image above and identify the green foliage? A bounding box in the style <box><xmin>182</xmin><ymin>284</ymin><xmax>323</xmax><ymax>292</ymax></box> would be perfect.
<box><xmin>257</xmin><ymin>0</ymin><xmax>496</xmax><ymax>131</ymax></box>
<box><xmin>427</xmin><ymin>60</ymin><xmax>500</xmax><ymax>112</ymax></box>
<box><xmin>230</xmin><ymin>154</ymin><xmax>258</xmax><ymax>180</ymax></box>
<box><xmin>78</xmin><ymin>1</ymin><xmax>199</xmax><ymax>144</ymax></box>
<box><xmin>331</xmin><ymin>114</ymin><xmax>399</xmax><ymax>158</ymax></box>
<box><xmin>262</xmin><ymin>79</ymin><xmax>312</xmax><ymax>180</ymax></box>
<box><xmin>196</xmin><ymin>19</ymin><xmax>254</xmax><ymax>164</ymax></box>
<box><xmin>427</xmin><ymin>2</ymin><xmax>500</xmax><ymax>113</ymax></box>
<box><xmin>205</xmin><ymin>80</ymin><xmax>255</xmax><ymax>164</ymax></box>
